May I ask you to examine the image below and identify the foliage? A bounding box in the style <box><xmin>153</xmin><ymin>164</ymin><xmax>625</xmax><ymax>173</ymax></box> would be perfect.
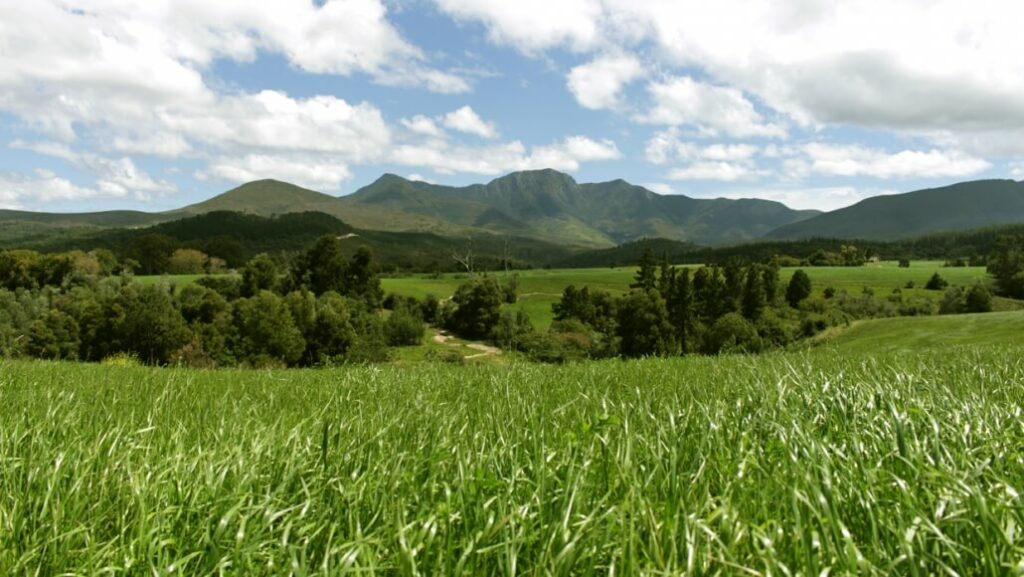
<box><xmin>987</xmin><ymin>234</ymin><xmax>1024</xmax><ymax>298</ymax></box>
<box><xmin>3</xmin><ymin>348</ymin><xmax>1023</xmax><ymax>573</ymax></box>
<box><xmin>445</xmin><ymin>277</ymin><xmax>504</xmax><ymax>340</ymax></box>
<box><xmin>785</xmin><ymin>269</ymin><xmax>812</xmax><ymax>307</ymax></box>
<box><xmin>925</xmin><ymin>272</ymin><xmax>948</xmax><ymax>290</ymax></box>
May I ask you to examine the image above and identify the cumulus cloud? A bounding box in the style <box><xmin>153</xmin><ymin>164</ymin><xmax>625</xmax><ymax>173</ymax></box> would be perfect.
<box><xmin>441</xmin><ymin>106</ymin><xmax>499</xmax><ymax>139</ymax></box>
<box><xmin>667</xmin><ymin>161</ymin><xmax>762</xmax><ymax>182</ymax></box>
<box><xmin>800</xmin><ymin>143</ymin><xmax>991</xmax><ymax>179</ymax></box>
<box><xmin>639</xmin><ymin>77</ymin><xmax>786</xmax><ymax>138</ymax></box>
<box><xmin>0</xmin><ymin>168</ymin><xmax>149</xmax><ymax>209</ymax></box>
<box><xmin>567</xmin><ymin>54</ymin><xmax>644</xmax><ymax>110</ymax></box>
<box><xmin>199</xmin><ymin>154</ymin><xmax>353</xmax><ymax>191</ymax></box>
<box><xmin>436</xmin><ymin>0</ymin><xmax>1024</xmax><ymax>137</ymax></box>
<box><xmin>436</xmin><ymin>0</ymin><xmax>604</xmax><ymax>53</ymax></box>
<box><xmin>391</xmin><ymin>136</ymin><xmax>620</xmax><ymax>175</ymax></box>
<box><xmin>401</xmin><ymin>116</ymin><xmax>446</xmax><ymax>138</ymax></box>
<box><xmin>10</xmin><ymin>141</ymin><xmax>176</xmax><ymax>198</ymax></box>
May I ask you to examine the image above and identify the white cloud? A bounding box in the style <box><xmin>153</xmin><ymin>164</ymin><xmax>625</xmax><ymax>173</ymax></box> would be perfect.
<box><xmin>643</xmin><ymin>182</ymin><xmax>675</xmax><ymax>194</ymax></box>
<box><xmin>646</xmin><ymin>129</ymin><xmax>761</xmax><ymax>164</ymax></box>
<box><xmin>640</xmin><ymin>77</ymin><xmax>786</xmax><ymax>138</ymax></box>
<box><xmin>401</xmin><ymin>115</ymin><xmax>446</xmax><ymax>138</ymax></box>
<box><xmin>199</xmin><ymin>154</ymin><xmax>353</xmax><ymax>191</ymax></box>
<box><xmin>0</xmin><ymin>168</ymin><xmax>149</xmax><ymax>209</ymax></box>
<box><xmin>567</xmin><ymin>54</ymin><xmax>643</xmax><ymax>110</ymax></box>
<box><xmin>441</xmin><ymin>106</ymin><xmax>498</xmax><ymax>139</ymax></box>
<box><xmin>706</xmin><ymin>186</ymin><xmax>883</xmax><ymax>212</ymax></box>
<box><xmin>801</xmin><ymin>143</ymin><xmax>991</xmax><ymax>179</ymax></box>
<box><xmin>438</xmin><ymin>1</ymin><xmax>1024</xmax><ymax>137</ymax></box>
<box><xmin>1010</xmin><ymin>162</ymin><xmax>1024</xmax><ymax>180</ymax></box>
<box><xmin>667</xmin><ymin>161</ymin><xmax>762</xmax><ymax>182</ymax></box>
<box><xmin>436</xmin><ymin>0</ymin><xmax>603</xmax><ymax>53</ymax></box>
<box><xmin>11</xmin><ymin>141</ymin><xmax>176</xmax><ymax>199</ymax></box>
<box><xmin>391</xmin><ymin>136</ymin><xmax>619</xmax><ymax>175</ymax></box>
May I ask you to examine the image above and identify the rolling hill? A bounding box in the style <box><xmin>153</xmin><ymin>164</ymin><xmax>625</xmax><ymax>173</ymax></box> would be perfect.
<box><xmin>767</xmin><ymin>179</ymin><xmax>1024</xmax><ymax>241</ymax></box>
<box><xmin>343</xmin><ymin>169</ymin><xmax>820</xmax><ymax>247</ymax></box>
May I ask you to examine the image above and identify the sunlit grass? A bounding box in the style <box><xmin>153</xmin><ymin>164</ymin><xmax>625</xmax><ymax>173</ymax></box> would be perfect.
<box><xmin>1</xmin><ymin>347</ymin><xmax>1022</xmax><ymax>574</ymax></box>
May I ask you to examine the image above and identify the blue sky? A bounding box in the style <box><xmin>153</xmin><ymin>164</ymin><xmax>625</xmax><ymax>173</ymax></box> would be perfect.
<box><xmin>1</xmin><ymin>0</ymin><xmax>1023</xmax><ymax>213</ymax></box>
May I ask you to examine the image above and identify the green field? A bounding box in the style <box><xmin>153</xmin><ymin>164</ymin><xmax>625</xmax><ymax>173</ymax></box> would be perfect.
<box><xmin>381</xmin><ymin>262</ymin><xmax>993</xmax><ymax>328</ymax></box>
<box><xmin>813</xmin><ymin>310</ymin><xmax>1024</xmax><ymax>354</ymax></box>
<box><xmin>2</xmin><ymin>347</ymin><xmax>1022</xmax><ymax>574</ymax></box>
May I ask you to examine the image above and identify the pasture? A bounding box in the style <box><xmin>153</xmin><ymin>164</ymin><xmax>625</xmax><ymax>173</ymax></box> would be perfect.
<box><xmin>1</xmin><ymin>346</ymin><xmax>1022</xmax><ymax>574</ymax></box>
<box><xmin>380</xmin><ymin>262</ymin><xmax>992</xmax><ymax>328</ymax></box>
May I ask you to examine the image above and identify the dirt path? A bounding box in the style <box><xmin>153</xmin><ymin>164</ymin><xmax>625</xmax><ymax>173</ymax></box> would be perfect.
<box><xmin>430</xmin><ymin>330</ymin><xmax>501</xmax><ymax>359</ymax></box>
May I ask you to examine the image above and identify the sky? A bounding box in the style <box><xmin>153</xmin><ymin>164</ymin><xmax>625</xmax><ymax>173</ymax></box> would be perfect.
<box><xmin>2</xmin><ymin>1</ymin><xmax>1024</xmax><ymax>214</ymax></box>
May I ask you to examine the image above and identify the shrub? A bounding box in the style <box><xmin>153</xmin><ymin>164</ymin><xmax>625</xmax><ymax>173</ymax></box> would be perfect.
<box><xmin>786</xmin><ymin>270</ymin><xmax>812</xmax><ymax>308</ymax></box>
<box><xmin>925</xmin><ymin>272</ymin><xmax>948</xmax><ymax>291</ymax></box>
<box><xmin>965</xmin><ymin>283</ymin><xmax>992</xmax><ymax>313</ymax></box>
<box><xmin>385</xmin><ymin>307</ymin><xmax>425</xmax><ymax>347</ymax></box>
<box><xmin>706</xmin><ymin>312</ymin><xmax>762</xmax><ymax>354</ymax></box>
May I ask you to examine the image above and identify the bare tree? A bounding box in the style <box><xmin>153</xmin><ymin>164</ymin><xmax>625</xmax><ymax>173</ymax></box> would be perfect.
<box><xmin>452</xmin><ymin>237</ymin><xmax>475</xmax><ymax>274</ymax></box>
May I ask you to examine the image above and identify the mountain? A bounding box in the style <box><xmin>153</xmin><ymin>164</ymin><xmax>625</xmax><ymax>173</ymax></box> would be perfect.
<box><xmin>174</xmin><ymin>179</ymin><xmax>340</xmax><ymax>216</ymax></box>
<box><xmin>767</xmin><ymin>179</ymin><xmax>1024</xmax><ymax>241</ymax></box>
<box><xmin>344</xmin><ymin>169</ymin><xmax>820</xmax><ymax>247</ymax></box>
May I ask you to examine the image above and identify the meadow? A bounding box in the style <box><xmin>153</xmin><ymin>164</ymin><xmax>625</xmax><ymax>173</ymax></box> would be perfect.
<box><xmin>378</xmin><ymin>261</ymin><xmax>993</xmax><ymax>328</ymax></box>
<box><xmin>1</xmin><ymin>345</ymin><xmax>1022</xmax><ymax>575</ymax></box>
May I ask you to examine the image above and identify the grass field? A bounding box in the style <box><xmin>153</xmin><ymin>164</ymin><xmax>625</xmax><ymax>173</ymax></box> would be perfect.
<box><xmin>2</xmin><ymin>348</ymin><xmax>1023</xmax><ymax>575</ymax></box>
<box><xmin>380</xmin><ymin>261</ymin><xmax>994</xmax><ymax>328</ymax></box>
<box><xmin>812</xmin><ymin>310</ymin><xmax>1024</xmax><ymax>354</ymax></box>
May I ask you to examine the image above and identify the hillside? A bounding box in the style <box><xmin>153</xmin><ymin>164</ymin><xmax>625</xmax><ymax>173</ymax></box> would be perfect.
<box><xmin>29</xmin><ymin>210</ymin><xmax>573</xmax><ymax>272</ymax></box>
<box><xmin>814</xmin><ymin>310</ymin><xmax>1024</xmax><ymax>354</ymax></box>
<box><xmin>345</xmin><ymin>169</ymin><xmax>819</xmax><ymax>247</ymax></box>
<box><xmin>767</xmin><ymin>179</ymin><xmax>1024</xmax><ymax>240</ymax></box>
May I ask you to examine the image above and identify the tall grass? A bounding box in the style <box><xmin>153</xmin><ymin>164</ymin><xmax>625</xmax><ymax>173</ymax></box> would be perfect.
<box><xmin>1</xmin><ymin>348</ymin><xmax>1022</xmax><ymax>574</ymax></box>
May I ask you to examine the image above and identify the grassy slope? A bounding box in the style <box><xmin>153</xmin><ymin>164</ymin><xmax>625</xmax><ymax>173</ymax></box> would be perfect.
<box><xmin>813</xmin><ymin>310</ymin><xmax>1024</xmax><ymax>354</ymax></box>
<box><xmin>1</xmin><ymin>348</ymin><xmax>1022</xmax><ymax>574</ymax></box>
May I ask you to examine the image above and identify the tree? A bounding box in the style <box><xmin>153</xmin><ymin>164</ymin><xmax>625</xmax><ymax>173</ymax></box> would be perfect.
<box><xmin>741</xmin><ymin>266</ymin><xmax>766</xmax><ymax>320</ymax></box>
<box><xmin>122</xmin><ymin>284</ymin><xmax>191</xmax><ymax>365</ymax></box>
<box><xmin>167</xmin><ymin>248</ymin><xmax>209</xmax><ymax>275</ymax></box>
<box><xmin>631</xmin><ymin>248</ymin><xmax>657</xmax><ymax>292</ymax></box>
<box><xmin>131</xmin><ymin>234</ymin><xmax>178</xmax><ymax>275</ymax></box>
<box><xmin>492</xmin><ymin>309</ymin><xmax>533</xmax><ymax>351</ymax></box>
<box><xmin>965</xmin><ymin>283</ymin><xmax>993</xmax><ymax>313</ymax></box>
<box><xmin>925</xmin><ymin>272</ymin><xmax>948</xmax><ymax>291</ymax></box>
<box><xmin>446</xmin><ymin>277</ymin><xmax>503</xmax><ymax>340</ymax></box>
<box><xmin>344</xmin><ymin>246</ymin><xmax>383</xmax><ymax>307</ymax></box>
<box><xmin>293</xmin><ymin>235</ymin><xmax>347</xmax><ymax>296</ymax></box>
<box><xmin>785</xmin><ymin>269</ymin><xmax>812</xmax><ymax>308</ymax></box>
<box><xmin>241</xmin><ymin>253</ymin><xmax>279</xmax><ymax>296</ymax></box>
<box><xmin>616</xmin><ymin>290</ymin><xmax>675</xmax><ymax>358</ymax></box>
<box><xmin>987</xmin><ymin>234</ymin><xmax>1024</xmax><ymax>298</ymax></box>
<box><xmin>898</xmin><ymin>258</ymin><xmax>911</xmax><ymax>268</ymax></box>
<box><xmin>307</xmin><ymin>292</ymin><xmax>357</xmax><ymax>363</ymax></box>
<box><xmin>385</xmin><ymin>304</ymin><xmax>426</xmax><ymax>346</ymax></box>
<box><xmin>232</xmin><ymin>290</ymin><xmax>306</xmax><ymax>366</ymax></box>
<box><xmin>706</xmin><ymin>312</ymin><xmax>762</xmax><ymax>354</ymax></box>
<box><xmin>666</xmin><ymin>267</ymin><xmax>695</xmax><ymax>353</ymax></box>
<box><xmin>26</xmin><ymin>310</ymin><xmax>80</xmax><ymax>360</ymax></box>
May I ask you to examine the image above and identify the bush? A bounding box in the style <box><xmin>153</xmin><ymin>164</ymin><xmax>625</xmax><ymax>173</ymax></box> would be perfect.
<box><xmin>786</xmin><ymin>270</ymin><xmax>812</xmax><ymax>308</ymax></box>
<box><xmin>925</xmin><ymin>272</ymin><xmax>948</xmax><ymax>291</ymax></box>
<box><xmin>706</xmin><ymin>313</ymin><xmax>762</xmax><ymax>354</ymax></box>
<box><xmin>939</xmin><ymin>287</ymin><xmax>966</xmax><ymax>315</ymax></box>
<box><xmin>446</xmin><ymin>277</ymin><xmax>503</xmax><ymax>340</ymax></box>
<box><xmin>491</xmin><ymin>309</ymin><xmax>533</xmax><ymax>351</ymax></box>
<box><xmin>965</xmin><ymin>283</ymin><xmax>992</xmax><ymax>313</ymax></box>
<box><xmin>385</xmin><ymin>307</ymin><xmax>425</xmax><ymax>347</ymax></box>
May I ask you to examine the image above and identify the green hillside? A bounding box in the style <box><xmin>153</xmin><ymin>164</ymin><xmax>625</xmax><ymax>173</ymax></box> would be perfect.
<box><xmin>767</xmin><ymin>179</ymin><xmax>1024</xmax><ymax>240</ymax></box>
<box><xmin>347</xmin><ymin>169</ymin><xmax>819</xmax><ymax>247</ymax></box>
<box><xmin>814</xmin><ymin>310</ymin><xmax>1024</xmax><ymax>354</ymax></box>
<box><xmin>173</xmin><ymin>179</ymin><xmax>340</xmax><ymax>216</ymax></box>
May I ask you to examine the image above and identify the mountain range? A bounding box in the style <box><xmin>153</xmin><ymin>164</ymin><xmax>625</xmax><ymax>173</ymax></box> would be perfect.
<box><xmin>1</xmin><ymin>170</ymin><xmax>1024</xmax><ymax>250</ymax></box>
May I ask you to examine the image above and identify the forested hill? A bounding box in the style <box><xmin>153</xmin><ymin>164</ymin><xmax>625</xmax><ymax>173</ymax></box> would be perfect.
<box><xmin>22</xmin><ymin>210</ymin><xmax>573</xmax><ymax>273</ymax></box>
<box><xmin>766</xmin><ymin>179</ymin><xmax>1024</xmax><ymax>241</ymax></box>
<box><xmin>344</xmin><ymin>169</ymin><xmax>819</xmax><ymax>246</ymax></box>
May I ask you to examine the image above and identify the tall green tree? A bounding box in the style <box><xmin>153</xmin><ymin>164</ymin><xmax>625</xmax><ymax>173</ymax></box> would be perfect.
<box><xmin>785</xmin><ymin>269</ymin><xmax>812</xmax><ymax>308</ymax></box>
<box><xmin>631</xmin><ymin>247</ymin><xmax>658</xmax><ymax>292</ymax></box>
<box><xmin>987</xmin><ymin>234</ymin><xmax>1024</xmax><ymax>298</ymax></box>
<box><xmin>447</xmin><ymin>277</ymin><xmax>504</xmax><ymax>340</ymax></box>
<box><xmin>741</xmin><ymin>266</ymin><xmax>766</xmax><ymax>320</ymax></box>
<box><xmin>616</xmin><ymin>290</ymin><xmax>676</xmax><ymax>358</ymax></box>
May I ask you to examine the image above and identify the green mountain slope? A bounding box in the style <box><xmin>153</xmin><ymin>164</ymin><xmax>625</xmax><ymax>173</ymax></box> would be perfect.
<box><xmin>814</xmin><ymin>310</ymin><xmax>1024</xmax><ymax>355</ymax></box>
<box><xmin>346</xmin><ymin>169</ymin><xmax>819</xmax><ymax>247</ymax></box>
<box><xmin>767</xmin><ymin>180</ymin><xmax>1024</xmax><ymax>241</ymax></box>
